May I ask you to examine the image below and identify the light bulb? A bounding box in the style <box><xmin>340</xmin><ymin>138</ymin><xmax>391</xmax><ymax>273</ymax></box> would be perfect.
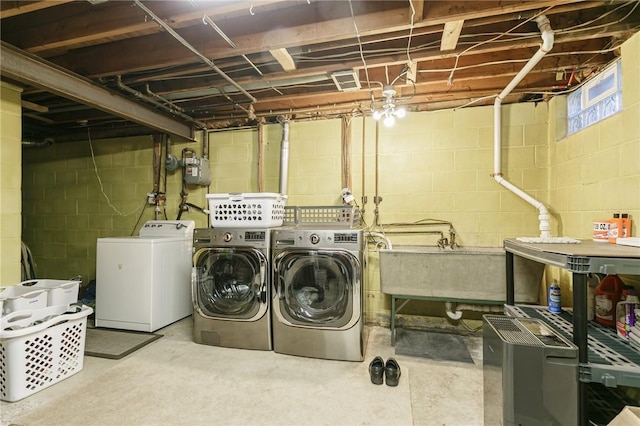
<box><xmin>373</xmin><ymin>110</ymin><xmax>382</xmax><ymax>120</ymax></box>
<box><xmin>395</xmin><ymin>107</ymin><xmax>406</xmax><ymax>118</ymax></box>
<box><xmin>383</xmin><ymin>115</ymin><xmax>395</xmax><ymax>127</ymax></box>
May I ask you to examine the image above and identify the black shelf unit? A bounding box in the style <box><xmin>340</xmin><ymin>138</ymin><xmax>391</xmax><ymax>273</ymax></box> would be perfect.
<box><xmin>503</xmin><ymin>239</ymin><xmax>640</xmax><ymax>426</ymax></box>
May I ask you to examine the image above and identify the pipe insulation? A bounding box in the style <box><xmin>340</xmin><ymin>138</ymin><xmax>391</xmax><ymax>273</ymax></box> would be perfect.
<box><xmin>279</xmin><ymin>118</ymin><xmax>290</xmax><ymax>195</ymax></box>
<box><xmin>493</xmin><ymin>15</ymin><xmax>554</xmax><ymax>239</ymax></box>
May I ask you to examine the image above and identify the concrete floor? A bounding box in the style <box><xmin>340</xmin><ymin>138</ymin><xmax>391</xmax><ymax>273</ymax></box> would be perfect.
<box><xmin>1</xmin><ymin>317</ymin><xmax>484</xmax><ymax>425</ymax></box>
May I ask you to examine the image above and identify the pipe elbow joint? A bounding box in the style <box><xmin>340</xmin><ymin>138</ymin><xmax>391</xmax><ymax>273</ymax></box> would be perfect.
<box><xmin>445</xmin><ymin>302</ymin><xmax>463</xmax><ymax>320</ymax></box>
<box><xmin>535</xmin><ymin>15</ymin><xmax>554</xmax><ymax>52</ymax></box>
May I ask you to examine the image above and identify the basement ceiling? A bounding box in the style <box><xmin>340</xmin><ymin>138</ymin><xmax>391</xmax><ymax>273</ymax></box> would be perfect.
<box><xmin>1</xmin><ymin>0</ymin><xmax>639</xmax><ymax>143</ymax></box>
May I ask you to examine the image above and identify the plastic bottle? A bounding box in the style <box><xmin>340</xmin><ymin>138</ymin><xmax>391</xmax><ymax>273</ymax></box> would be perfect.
<box><xmin>621</xmin><ymin>213</ymin><xmax>632</xmax><ymax>238</ymax></box>
<box><xmin>609</xmin><ymin>213</ymin><xmax>623</xmax><ymax>244</ymax></box>
<box><xmin>548</xmin><ymin>279</ymin><xmax>561</xmax><ymax>313</ymax></box>
<box><xmin>595</xmin><ymin>274</ymin><xmax>625</xmax><ymax>327</ymax></box>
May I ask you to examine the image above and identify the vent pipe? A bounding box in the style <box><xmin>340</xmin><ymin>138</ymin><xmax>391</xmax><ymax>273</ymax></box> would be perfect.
<box><xmin>493</xmin><ymin>15</ymin><xmax>554</xmax><ymax>239</ymax></box>
<box><xmin>278</xmin><ymin>117</ymin><xmax>290</xmax><ymax>196</ymax></box>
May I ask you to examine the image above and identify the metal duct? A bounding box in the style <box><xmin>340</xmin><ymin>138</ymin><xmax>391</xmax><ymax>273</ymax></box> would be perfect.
<box><xmin>278</xmin><ymin>117</ymin><xmax>290</xmax><ymax>196</ymax></box>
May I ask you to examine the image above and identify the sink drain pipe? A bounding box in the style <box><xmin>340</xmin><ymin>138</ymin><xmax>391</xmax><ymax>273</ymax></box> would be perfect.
<box><xmin>493</xmin><ymin>15</ymin><xmax>554</xmax><ymax>239</ymax></box>
<box><xmin>445</xmin><ymin>302</ymin><xmax>504</xmax><ymax>321</ymax></box>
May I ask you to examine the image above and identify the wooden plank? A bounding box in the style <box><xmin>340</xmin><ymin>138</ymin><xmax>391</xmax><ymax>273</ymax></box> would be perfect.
<box><xmin>269</xmin><ymin>48</ymin><xmax>296</xmax><ymax>71</ymax></box>
<box><xmin>0</xmin><ymin>0</ymin><xmax>73</xmax><ymax>20</ymax></box>
<box><xmin>22</xmin><ymin>99</ymin><xmax>49</xmax><ymax>112</ymax></box>
<box><xmin>24</xmin><ymin>113</ymin><xmax>54</xmax><ymax>124</ymax></box>
<box><xmin>4</xmin><ymin>1</ymin><xmax>289</xmax><ymax>54</ymax></box>
<box><xmin>440</xmin><ymin>20</ymin><xmax>464</xmax><ymax>51</ymax></box>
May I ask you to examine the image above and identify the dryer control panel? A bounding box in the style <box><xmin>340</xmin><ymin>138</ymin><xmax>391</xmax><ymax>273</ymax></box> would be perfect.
<box><xmin>139</xmin><ymin>220</ymin><xmax>195</xmax><ymax>238</ymax></box>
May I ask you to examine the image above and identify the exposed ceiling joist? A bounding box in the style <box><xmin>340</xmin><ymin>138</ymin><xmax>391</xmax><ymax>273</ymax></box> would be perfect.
<box><xmin>0</xmin><ymin>0</ymin><xmax>74</xmax><ymax>19</ymax></box>
<box><xmin>1</xmin><ymin>0</ymin><xmax>637</xmax><ymax>139</ymax></box>
<box><xmin>22</xmin><ymin>99</ymin><xmax>48</xmax><ymax>112</ymax></box>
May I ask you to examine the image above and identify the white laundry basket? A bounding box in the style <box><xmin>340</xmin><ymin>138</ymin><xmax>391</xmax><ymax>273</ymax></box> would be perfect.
<box><xmin>0</xmin><ymin>304</ymin><xmax>93</xmax><ymax>402</ymax></box>
<box><xmin>0</xmin><ymin>286</ymin><xmax>48</xmax><ymax>315</ymax></box>
<box><xmin>20</xmin><ymin>279</ymin><xmax>80</xmax><ymax>308</ymax></box>
<box><xmin>206</xmin><ymin>193</ymin><xmax>287</xmax><ymax>228</ymax></box>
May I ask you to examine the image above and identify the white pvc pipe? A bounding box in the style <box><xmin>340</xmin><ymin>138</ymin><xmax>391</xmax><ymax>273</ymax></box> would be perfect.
<box><xmin>493</xmin><ymin>15</ymin><xmax>554</xmax><ymax>239</ymax></box>
<box><xmin>366</xmin><ymin>231</ymin><xmax>393</xmax><ymax>249</ymax></box>
<box><xmin>444</xmin><ymin>302</ymin><xmax>504</xmax><ymax>320</ymax></box>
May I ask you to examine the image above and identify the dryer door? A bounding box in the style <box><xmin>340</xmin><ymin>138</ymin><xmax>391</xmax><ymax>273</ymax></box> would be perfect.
<box><xmin>273</xmin><ymin>249</ymin><xmax>361</xmax><ymax>329</ymax></box>
<box><xmin>193</xmin><ymin>247</ymin><xmax>268</xmax><ymax>321</ymax></box>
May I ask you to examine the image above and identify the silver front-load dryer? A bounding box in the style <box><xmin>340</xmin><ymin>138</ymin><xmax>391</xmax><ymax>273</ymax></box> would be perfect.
<box><xmin>192</xmin><ymin>228</ymin><xmax>271</xmax><ymax>350</ymax></box>
<box><xmin>271</xmin><ymin>227</ymin><xmax>366</xmax><ymax>361</ymax></box>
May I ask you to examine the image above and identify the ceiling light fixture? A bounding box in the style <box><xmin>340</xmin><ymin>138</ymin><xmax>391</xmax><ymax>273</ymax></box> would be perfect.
<box><xmin>372</xmin><ymin>85</ymin><xmax>406</xmax><ymax>127</ymax></box>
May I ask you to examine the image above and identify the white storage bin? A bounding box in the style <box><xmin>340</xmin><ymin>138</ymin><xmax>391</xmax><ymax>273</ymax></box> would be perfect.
<box><xmin>206</xmin><ymin>192</ymin><xmax>287</xmax><ymax>228</ymax></box>
<box><xmin>0</xmin><ymin>304</ymin><xmax>93</xmax><ymax>402</ymax></box>
<box><xmin>0</xmin><ymin>286</ymin><xmax>47</xmax><ymax>315</ymax></box>
<box><xmin>20</xmin><ymin>279</ymin><xmax>80</xmax><ymax>307</ymax></box>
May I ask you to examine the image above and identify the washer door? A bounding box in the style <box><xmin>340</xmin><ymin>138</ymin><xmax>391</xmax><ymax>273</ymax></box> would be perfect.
<box><xmin>193</xmin><ymin>247</ymin><xmax>268</xmax><ymax>321</ymax></box>
<box><xmin>273</xmin><ymin>249</ymin><xmax>361</xmax><ymax>329</ymax></box>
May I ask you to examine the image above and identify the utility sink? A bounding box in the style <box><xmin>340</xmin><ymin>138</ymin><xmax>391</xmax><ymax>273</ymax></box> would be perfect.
<box><xmin>379</xmin><ymin>246</ymin><xmax>543</xmax><ymax>303</ymax></box>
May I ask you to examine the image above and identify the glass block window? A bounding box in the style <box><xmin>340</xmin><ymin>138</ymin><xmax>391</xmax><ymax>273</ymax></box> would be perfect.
<box><xmin>567</xmin><ymin>60</ymin><xmax>621</xmax><ymax>136</ymax></box>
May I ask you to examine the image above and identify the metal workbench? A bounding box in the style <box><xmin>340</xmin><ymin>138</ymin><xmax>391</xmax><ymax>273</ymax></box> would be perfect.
<box><xmin>503</xmin><ymin>238</ymin><xmax>640</xmax><ymax>426</ymax></box>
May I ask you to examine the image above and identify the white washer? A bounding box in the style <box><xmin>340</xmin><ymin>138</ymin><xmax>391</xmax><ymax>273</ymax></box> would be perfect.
<box><xmin>96</xmin><ymin>220</ymin><xmax>195</xmax><ymax>332</ymax></box>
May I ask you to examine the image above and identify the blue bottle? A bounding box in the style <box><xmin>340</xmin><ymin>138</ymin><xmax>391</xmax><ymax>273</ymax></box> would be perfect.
<box><xmin>548</xmin><ymin>280</ymin><xmax>561</xmax><ymax>313</ymax></box>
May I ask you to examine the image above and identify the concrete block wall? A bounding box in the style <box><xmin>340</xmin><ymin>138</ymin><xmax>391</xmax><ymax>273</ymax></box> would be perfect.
<box><xmin>546</xmin><ymin>31</ymin><xmax>640</xmax><ymax>297</ymax></box>
<box><xmin>22</xmin><ymin>135</ymin><xmax>209</xmax><ymax>283</ymax></box>
<box><xmin>0</xmin><ymin>82</ymin><xmax>23</xmax><ymax>285</ymax></box>
<box><xmin>549</xmin><ymin>32</ymin><xmax>639</xmax><ymax>240</ymax></box>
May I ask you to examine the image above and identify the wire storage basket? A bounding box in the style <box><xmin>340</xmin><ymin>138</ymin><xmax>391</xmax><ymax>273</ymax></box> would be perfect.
<box><xmin>206</xmin><ymin>193</ymin><xmax>287</xmax><ymax>228</ymax></box>
<box><xmin>283</xmin><ymin>206</ymin><xmax>362</xmax><ymax>228</ymax></box>
<box><xmin>0</xmin><ymin>304</ymin><xmax>93</xmax><ymax>402</ymax></box>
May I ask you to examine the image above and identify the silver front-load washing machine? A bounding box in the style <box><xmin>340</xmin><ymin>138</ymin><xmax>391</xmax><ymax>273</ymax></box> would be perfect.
<box><xmin>192</xmin><ymin>228</ymin><xmax>272</xmax><ymax>350</ymax></box>
<box><xmin>271</xmin><ymin>227</ymin><xmax>366</xmax><ymax>361</ymax></box>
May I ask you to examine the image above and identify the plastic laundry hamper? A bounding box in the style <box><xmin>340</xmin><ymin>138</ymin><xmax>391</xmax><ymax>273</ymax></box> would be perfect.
<box><xmin>0</xmin><ymin>304</ymin><xmax>93</xmax><ymax>402</ymax></box>
<box><xmin>20</xmin><ymin>279</ymin><xmax>80</xmax><ymax>308</ymax></box>
<box><xmin>206</xmin><ymin>192</ymin><xmax>287</xmax><ymax>228</ymax></box>
<box><xmin>0</xmin><ymin>286</ymin><xmax>48</xmax><ymax>315</ymax></box>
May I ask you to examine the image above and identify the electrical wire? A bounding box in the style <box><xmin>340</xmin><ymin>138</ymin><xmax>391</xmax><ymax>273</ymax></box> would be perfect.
<box><xmin>348</xmin><ymin>0</ymin><xmax>374</xmax><ymax>105</ymax></box>
<box><xmin>87</xmin><ymin>127</ymin><xmax>148</xmax><ymax>217</ymax></box>
<box><xmin>406</xmin><ymin>0</ymin><xmax>415</xmax><ymax>67</ymax></box>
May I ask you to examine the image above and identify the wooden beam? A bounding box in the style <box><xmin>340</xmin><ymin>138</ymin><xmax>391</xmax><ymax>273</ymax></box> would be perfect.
<box><xmin>269</xmin><ymin>48</ymin><xmax>296</xmax><ymax>71</ymax></box>
<box><xmin>24</xmin><ymin>113</ymin><xmax>54</xmax><ymax>124</ymax></box>
<box><xmin>0</xmin><ymin>0</ymin><xmax>73</xmax><ymax>19</ymax></box>
<box><xmin>440</xmin><ymin>20</ymin><xmax>464</xmax><ymax>51</ymax></box>
<box><xmin>22</xmin><ymin>99</ymin><xmax>49</xmax><ymax>112</ymax></box>
<box><xmin>3</xmin><ymin>1</ymin><xmax>290</xmax><ymax>54</ymax></box>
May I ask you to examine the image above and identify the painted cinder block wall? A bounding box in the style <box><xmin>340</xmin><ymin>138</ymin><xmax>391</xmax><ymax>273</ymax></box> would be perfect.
<box><xmin>0</xmin><ymin>82</ymin><xmax>23</xmax><ymax>285</ymax></box>
<box><xmin>545</xmin><ymin>30</ymin><xmax>640</xmax><ymax>302</ymax></box>
<box><xmin>16</xmin><ymin>32</ymin><xmax>640</xmax><ymax>323</ymax></box>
